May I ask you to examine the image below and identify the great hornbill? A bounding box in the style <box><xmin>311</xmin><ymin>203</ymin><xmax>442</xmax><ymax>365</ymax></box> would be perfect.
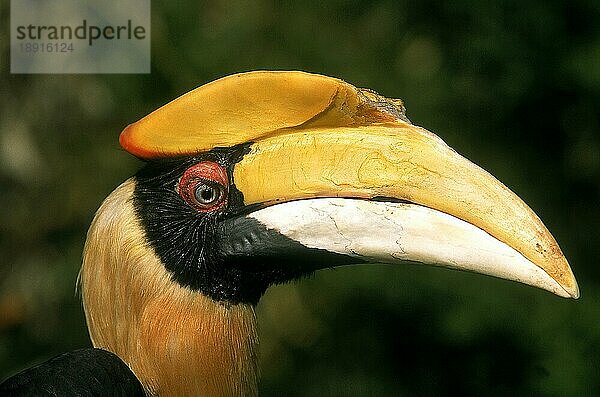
<box><xmin>1</xmin><ymin>71</ymin><xmax>578</xmax><ymax>396</ymax></box>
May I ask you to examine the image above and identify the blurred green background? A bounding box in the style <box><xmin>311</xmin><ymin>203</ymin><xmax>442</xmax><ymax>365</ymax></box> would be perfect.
<box><xmin>1</xmin><ymin>1</ymin><xmax>599</xmax><ymax>396</ymax></box>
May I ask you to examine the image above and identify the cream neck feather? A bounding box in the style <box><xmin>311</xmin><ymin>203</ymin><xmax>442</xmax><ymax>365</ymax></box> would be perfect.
<box><xmin>79</xmin><ymin>179</ymin><xmax>259</xmax><ymax>397</ymax></box>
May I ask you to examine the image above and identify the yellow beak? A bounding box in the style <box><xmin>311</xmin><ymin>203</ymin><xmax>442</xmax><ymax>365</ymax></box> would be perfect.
<box><xmin>120</xmin><ymin>71</ymin><xmax>579</xmax><ymax>298</ymax></box>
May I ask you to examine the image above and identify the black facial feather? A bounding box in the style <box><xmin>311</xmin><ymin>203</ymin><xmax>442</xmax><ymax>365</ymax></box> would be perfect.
<box><xmin>133</xmin><ymin>144</ymin><xmax>357</xmax><ymax>305</ymax></box>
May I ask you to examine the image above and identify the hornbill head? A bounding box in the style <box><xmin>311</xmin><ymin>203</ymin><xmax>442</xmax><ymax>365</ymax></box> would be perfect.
<box><xmin>80</xmin><ymin>71</ymin><xmax>578</xmax><ymax>396</ymax></box>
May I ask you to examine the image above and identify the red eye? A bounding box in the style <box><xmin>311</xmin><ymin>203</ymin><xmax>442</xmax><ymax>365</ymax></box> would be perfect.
<box><xmin>178</xmin><ymin>161</ymin><xmax>229</xmax><ymax>212</ymax></box>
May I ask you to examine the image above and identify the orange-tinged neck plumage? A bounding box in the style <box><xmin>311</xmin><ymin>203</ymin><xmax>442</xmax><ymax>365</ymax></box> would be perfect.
<box><xmin>79</xmin><ymin>179</ymin><xmax>259</xmax><ymax>397</ymax></box>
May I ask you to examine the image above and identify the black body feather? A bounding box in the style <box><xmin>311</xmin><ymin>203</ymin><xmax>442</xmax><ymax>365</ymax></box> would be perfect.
<box><xmin>0</xmin><ymin>348</ymin><xmax>145</xmax><ymax>396</ymax></box>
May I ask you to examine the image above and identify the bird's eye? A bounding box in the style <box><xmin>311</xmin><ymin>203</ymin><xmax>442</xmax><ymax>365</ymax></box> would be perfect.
<box><xmin>178</xmin><ymin>161</ymin><xmax>229</xmax><ymax>212</ymax></box>
<box><xmin>194</xmin><ymin>183</ymin><xmax>220</xmax><ymax>204</ymax></box>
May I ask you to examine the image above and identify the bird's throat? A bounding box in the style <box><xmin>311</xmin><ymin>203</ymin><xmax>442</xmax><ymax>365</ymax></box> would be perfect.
<box><xmin>80</xmin><ymin>180</ymin><xmax>259</xmax><ymax>396</ymax></box>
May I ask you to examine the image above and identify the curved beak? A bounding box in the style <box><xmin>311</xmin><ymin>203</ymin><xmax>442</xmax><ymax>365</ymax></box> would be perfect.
<box><xmin>120</xmin><ymin>71</ymin><xmax>579</xmax><ymax>298</ymax></box>
<box><xmin>229</xmin><ymin>122</ymin><xmax>578</xmax><ymax>298</ymax></box>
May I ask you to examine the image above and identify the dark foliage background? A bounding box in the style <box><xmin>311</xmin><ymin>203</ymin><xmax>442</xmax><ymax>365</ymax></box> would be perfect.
<box><xmin>1</xmin><ymin>1</ymin><xmax>599</xmax><ymax>396</ymax></box>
